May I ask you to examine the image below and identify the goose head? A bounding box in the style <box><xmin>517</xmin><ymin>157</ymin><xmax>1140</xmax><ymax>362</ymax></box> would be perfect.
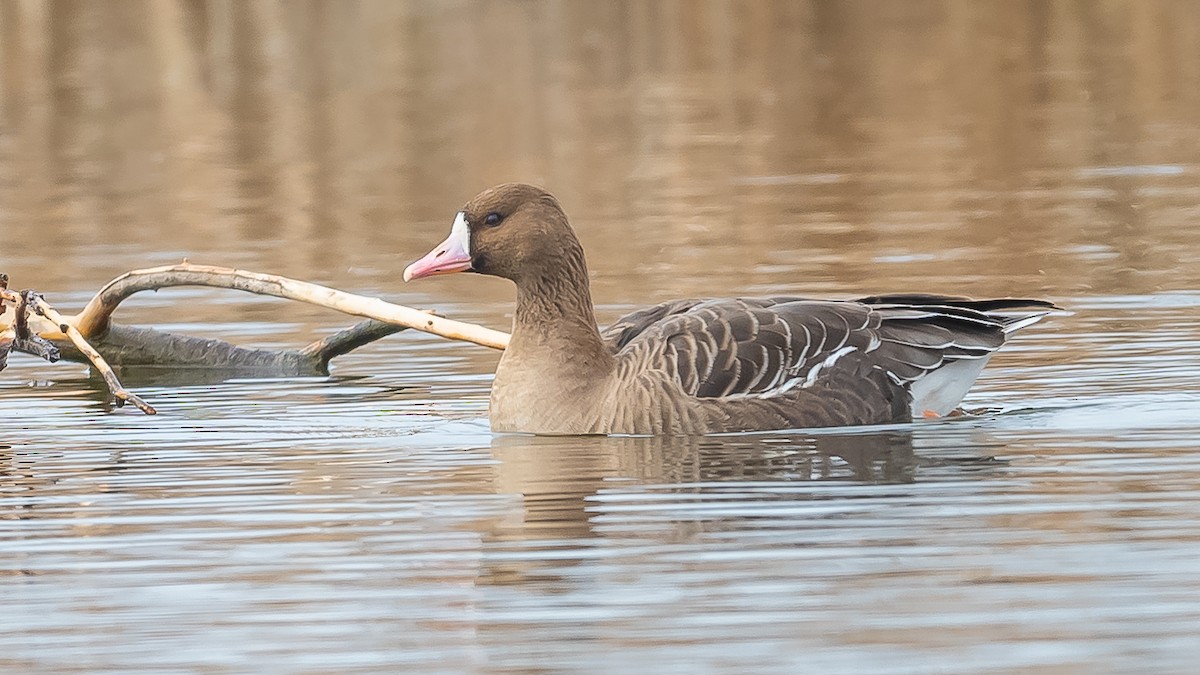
<box><xmin>404</xmin><ymin>183</ymin><xmax>581</xmax><ymax>285</ymax></box>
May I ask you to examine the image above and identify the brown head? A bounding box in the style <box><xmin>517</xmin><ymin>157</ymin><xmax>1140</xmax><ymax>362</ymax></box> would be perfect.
<box><xmin>403</xmin><ymin>183</ymin><xmax>585</xmax><ymax>286</ymax></box>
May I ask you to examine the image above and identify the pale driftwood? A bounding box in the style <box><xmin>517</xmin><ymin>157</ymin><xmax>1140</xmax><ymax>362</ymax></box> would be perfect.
<box><xmin>9</xmin><ymin>287</ymin><xmax>61</xmax><ymax>363</ymax></box>
<box><xmin>74</xmin><ymin>263</ymin><xmax>511</xmax><ymax>349</ymax></box>
<box><xmin>1</xmin><ymin>263</ymin><xmax>514</xmax><ymax>413</ymax></box>
<box><xmin>28</xmin><ymin>292</ymin><xmax>156</xmax><ymax>414</ymax></box>
<box><xmin>5</xmin><ymin>263</ymin><xmax>509</xmax><ymax>372</ymax></box>
<box><xmin>1</xmin><ymin>285</ymin><xmax>60</xmax><ymax>366</ymax></box>
<box><xmin>2</xmin><ymin>288</ymin><xmax>155</xmax><ymax>414</ymax></box>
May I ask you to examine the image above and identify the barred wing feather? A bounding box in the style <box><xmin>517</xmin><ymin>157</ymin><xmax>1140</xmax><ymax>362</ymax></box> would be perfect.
<box><xmin>600</xmin><ymin>295</ymin><xmax>1054</xmax><ymax>408</ymax></box>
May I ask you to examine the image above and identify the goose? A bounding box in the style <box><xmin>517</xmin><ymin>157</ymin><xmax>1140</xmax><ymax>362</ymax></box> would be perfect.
<box><xmin>404</xmin><ymin>183</ymin><xmax>1055</xmax><ymax>435</ymax></box>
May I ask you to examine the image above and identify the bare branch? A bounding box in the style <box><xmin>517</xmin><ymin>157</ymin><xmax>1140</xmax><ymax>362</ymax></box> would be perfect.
<box><xmin>74</xmin><ymin>263</ymin><xmax>511</xmax><ymax>350</ymax></box>
<box><xmin>1</xmin><ymin>261</ymin><xmax>510</xmax><ymax>405</ymax></box>
<box><xmin>24</xmin><ymin>291</ymin><xmax>156</xmax><ymax>415</ymax></box>
<box><xmin>12</xmin><ymin>290</ymin><xmax>61</xmax><ymax>362</ymax></box>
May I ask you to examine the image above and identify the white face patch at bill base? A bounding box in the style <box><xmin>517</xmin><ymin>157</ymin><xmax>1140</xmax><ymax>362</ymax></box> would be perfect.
<box><xmin>450</xmin><ymin>211</ymin><xmax>471</xmax><ymax>256</ymax></box>
<box><xmin>402</xmin><ymin>210</ymin><xmax>475</xmax><ymax>281</ymax></box>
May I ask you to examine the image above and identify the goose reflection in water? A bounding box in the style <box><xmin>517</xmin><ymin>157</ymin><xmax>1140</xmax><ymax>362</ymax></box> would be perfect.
<box><xmin>479</xmin><ymin>428</ymin><xmax>1006</xmax><ymax>573</ymax></box>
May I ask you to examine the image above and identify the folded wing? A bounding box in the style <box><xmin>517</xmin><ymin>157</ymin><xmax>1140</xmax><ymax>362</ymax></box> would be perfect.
<box><xmin>602</xmin><ymin>295</ymin><xmax>1054</xmax><ymax>413</ymax></box>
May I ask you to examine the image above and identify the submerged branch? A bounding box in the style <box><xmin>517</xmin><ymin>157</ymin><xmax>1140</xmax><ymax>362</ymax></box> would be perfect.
<box><xmin>299</xmin><ymin>318</ymin><xmax>411</xmax><ymax>368</ymax></box>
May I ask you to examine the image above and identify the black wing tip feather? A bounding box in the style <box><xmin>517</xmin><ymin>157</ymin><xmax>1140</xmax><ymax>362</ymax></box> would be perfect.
<box><xmin>856</xmin><ymin>293</ymin><xmax>1064</xmax><ymax>312</ymax></box>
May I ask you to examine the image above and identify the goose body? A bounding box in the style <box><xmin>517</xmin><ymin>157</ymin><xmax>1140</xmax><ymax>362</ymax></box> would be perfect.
<box><xmin>404</xmin><ymin>184</ymin><xmax>1055</xmax><ymax>436</ymax></box>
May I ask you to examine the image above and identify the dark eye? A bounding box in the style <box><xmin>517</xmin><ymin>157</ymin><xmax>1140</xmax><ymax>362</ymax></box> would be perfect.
<box><xmin>483</xmin><ymin>212</ymin><xmax>503</xmax><ymax>227</ymax></box>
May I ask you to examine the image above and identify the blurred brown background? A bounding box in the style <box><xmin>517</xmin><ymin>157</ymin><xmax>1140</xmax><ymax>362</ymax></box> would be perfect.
<box><xmin>1</xmin><ymin>1</ymin><xmax>1198</xmax><ymax>304</ymax></box>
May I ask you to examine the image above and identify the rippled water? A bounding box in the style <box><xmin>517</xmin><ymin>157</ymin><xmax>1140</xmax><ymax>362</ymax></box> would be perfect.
<box><xmin>4</xmin><ymin>2</ymin><xmax>1200</xmax><ymax>673</ymax></box>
